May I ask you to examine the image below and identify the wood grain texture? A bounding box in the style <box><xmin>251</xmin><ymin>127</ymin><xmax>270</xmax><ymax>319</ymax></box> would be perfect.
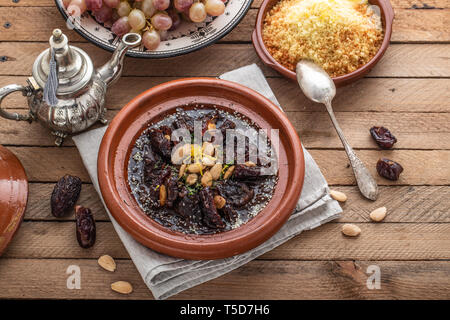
<box><xmin>0</xmin><ymin>7</ymin><xmax>449</xmax><ymax>43</ymax></box>
<box><xmin>2</xmin><ymin>110</ymin><xmax>450</xmax><ymax>149</ymax></box>
<box><xmin>309</xmin><ymin>149</ymin><xmax>450</xmax><ymax>186</ymax></box>
<box><xmin>3</xmin><ymin>221</ymin><xmax>450</xmax><ymax>260</ymax></box>
<box><xmin>1</xmin><ymin>43</ymin><xmax>449</xmax><ymax>77</ymax></box>
<box><xmin>25</xmin><ymin>183</ymin><xmax>109</xmax><ymax>221</ymax></box>
<box><xmin>7</xmin><ymin>147</ymin><xmax>450</xmax><ymax>185</ymax></box>
<box><xmin>0</xmin><ymin>0</ymin><xmax>449</xmax><ymax>301</ymax></box>
<box><xmin>250</xmin><ymin>0</ymin><xmax>450</xmax><ymax>9</ymax></box>
<box><xmin>0</xmin><ymin>258</ymin><xmax>449</xmax><ymax>299</ymax></box>
<box><xmin>334</xmin><ymin>186</ymin><xmax>450</xmax><ymax>223</ymax></box>
<box><xmin>1</xmin><ymin>0</ymin><xmax>449</xmax><ymax>9</ymax></box>
<box><xmin>22</xmin><ymin>184</ymin><xmax>450</xmax><ymax>223</ymax></box>
<box><xmin>9</xmin><ymin>147</ymin><xmax>90</xmax><ymax>182</ymax></box>
<box><xmin>2</xmin><ymin>77</ymin><xmax>449</xmax><ymax>113</ymax></box>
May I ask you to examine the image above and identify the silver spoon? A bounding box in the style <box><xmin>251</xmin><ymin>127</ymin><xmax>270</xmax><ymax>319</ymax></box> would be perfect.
<box><xmin>296</xmin><ymin>60</ymin><xmax>378</xmax><ymax>200</ymax></box>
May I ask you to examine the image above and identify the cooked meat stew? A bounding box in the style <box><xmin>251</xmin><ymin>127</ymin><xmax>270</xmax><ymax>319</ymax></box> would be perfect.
<box><xmin>128</xmin><ymin>106</ymin><xmax>278</xmax><ymax>235</ymax></box>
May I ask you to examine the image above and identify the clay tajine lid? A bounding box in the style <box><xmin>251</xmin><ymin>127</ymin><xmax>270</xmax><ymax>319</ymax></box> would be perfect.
<box><xmin>0</xmin><ymin>145</ymin><xmax>28</xmax><ymax>256</ymax></box>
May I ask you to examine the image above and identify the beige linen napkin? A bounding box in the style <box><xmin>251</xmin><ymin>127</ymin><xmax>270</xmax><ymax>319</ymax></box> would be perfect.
<box><xmin>73</xmin><ymin>64</ymin><xmax>342</xmax><ymax>300</ymax></box>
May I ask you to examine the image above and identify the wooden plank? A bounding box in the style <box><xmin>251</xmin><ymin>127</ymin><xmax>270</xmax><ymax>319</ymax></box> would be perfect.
<box><xmin>334</xmin><ymin>186</ymin><xmax>450</xmax><ymax>223</ymax></box>
<box><xmin>251</xmin><ymin>0</ymin><xmax>450</xmax><ymax>9</ymax></box>
<box><xmin>23</xmin><ymin>184</ymin><xmax>450</xmax><ymax>223</ymax></box>
<box><xmin>2</xmin><ymin>77</ymin><xmax>449</xmax><ymax>113</ymax></box>
<box><xmin>270</xmin><ymin>77</ymin><xmax>450</xmax><ymax>113</ymax></box>
<box><xmin>1</xmin><ymin>42</ymin><xmax>449</xmax><ymax>77</ymax></box>
<box><xmin>0</xmin><ymin>258</ymin><xmax>449</xmax><ymax>299</ymax></box>
<box><xmin>26</xmin><ymin>183</ymin><xmax>109</xmax><ymax>221</ymax></box>
<box><xmin>3</xmin><ymin>221</ymin><xmax>450</xmax><ymax>260</ymax></box>
<box><xmin>290</xmin><ymin>111</ymin><xmax>450</xmax><ymax>150</ymax></box>
<box><xmin>0</xmin><ymin>0</ymin><xmax>56</xmax><ymax>5</ymax></box>
<box><xmin>0</xmin><ymin>112</ymin><xmax>109</xmax><ymax>146</ymax></box>
<box><xmin>7</xmin><ymin>147</ymin><xmax>450</xmax><ymax>185</ymax></box>
<box><xmin>388</xmin><ymin>9</ymin><xmax>450</xmax><ymax>43</ymax></box>
<box><xmin>10</xmin><ymin>147</ymin><xmax>91</xmax><ymax>182</ymax></box>
<box><xmin>263</xmin><ymin>222</ymin><xmax>450</xmax><ymax>260</ymax></box>
<box><xmin>309</xmin><ymin>149</ymin><xmax>450</xmax><ymax>186</ymax></box>
<box><xmin>2</xmin><ymin>110</ymin><xmax>450</xmax><ymax>149</ymax></box>
<box><xmin>0</xmin><ymin>6</ymin><xmax>449</xmax><ymax>42</ymax></box>
<box><xmin>1</xmin><ymin>0</ymin><xmax>449</xmax><ymax>9</ymax></box>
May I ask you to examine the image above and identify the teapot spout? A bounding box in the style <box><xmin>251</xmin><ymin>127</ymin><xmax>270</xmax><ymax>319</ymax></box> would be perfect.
<box><xmin>96</xmin><ymin>33</ymin><xmax>141</xmax><ymax>87</ymax></box>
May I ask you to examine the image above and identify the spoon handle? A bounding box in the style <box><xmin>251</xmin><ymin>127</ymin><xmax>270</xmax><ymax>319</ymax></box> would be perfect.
<box><xmin>324</xmin><ymin>101</ymin><xmax>378</xmax><ymax>200</ymax></box>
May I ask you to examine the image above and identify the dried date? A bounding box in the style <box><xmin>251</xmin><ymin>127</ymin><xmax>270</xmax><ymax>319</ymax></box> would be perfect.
<box><xmin>370</xmin><ymin>126</ymin><xmax>397</xmax><ymax>149</ymax></box>
<box><xmin>75</xmin><ymin>205</ymin><xmax>96</xmax><ymax>249</ymax></box>
<box><xmin>51</xmin><ymin>175</ymin><xmax>82</xmax><ymax>217</ymax></box>
<box><xmin>376</xmin><ymin>158</ymin><xmax>404</xmax><ymax>181</ymax></box>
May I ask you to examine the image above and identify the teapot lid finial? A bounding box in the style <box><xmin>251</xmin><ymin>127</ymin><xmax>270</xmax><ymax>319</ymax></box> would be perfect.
<box><xmin>53</xmin><ymin>29</ymin><xmax>62</xmax><ymax>39</ymax></box>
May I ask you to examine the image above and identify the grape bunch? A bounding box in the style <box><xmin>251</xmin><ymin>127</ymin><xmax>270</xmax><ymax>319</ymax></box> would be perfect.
<box><xmin>63</xmin><ymin>0</ymin><xmax>226</xmax><ymax>50</ymax></box>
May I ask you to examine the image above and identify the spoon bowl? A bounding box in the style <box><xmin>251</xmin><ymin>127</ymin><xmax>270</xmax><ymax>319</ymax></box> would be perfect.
<box><xmin>296</xmin><ymin>60</ymin><xmax>336</xmax><ymax>104</ymax></box>
<box><xmin>296</xmin><ymin>60</ymin><xmax>379</xmax><ymax>201</ymax></box>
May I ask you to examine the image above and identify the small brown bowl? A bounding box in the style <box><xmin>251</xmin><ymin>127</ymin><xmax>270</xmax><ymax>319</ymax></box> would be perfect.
<box><xmin>253</xmin><ymin>0</ymin><xmax>395</xmax><ymax>87</ymax></box>
<box><xmin>98</xmin><ymin>78</ymin><xmax>305</xmax><ymax>260</ymax></box>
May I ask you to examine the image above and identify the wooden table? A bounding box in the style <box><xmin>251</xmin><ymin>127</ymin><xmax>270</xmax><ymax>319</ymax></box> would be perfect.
<box><xmin>0</xmin><ymin>0</ymin><xmax>449</xmax><ymax>300</ymax></box>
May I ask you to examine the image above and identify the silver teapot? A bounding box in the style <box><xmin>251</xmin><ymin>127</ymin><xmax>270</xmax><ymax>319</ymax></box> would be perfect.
<box><xmin>0</xmin><ymin>29</ymin><xmax>141</xmax><ymax>146</ymax></box>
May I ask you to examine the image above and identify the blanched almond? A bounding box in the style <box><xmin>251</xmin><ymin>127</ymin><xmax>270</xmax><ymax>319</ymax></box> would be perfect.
<box><xmin>330</xmin><ymin>190</ymin><xmax>347</xmax><ymax>202</ymax></box>
<box><xmin>223</xmin><ymin>165</ymin><xmax>235</xmax><ymax>180</ymax></box>
<box><xmin>186</xmin><ymin>174</ymin><xmax>198</xmax><ymax>186</ymax></box>
<box><xmin>342</xmin><ymin>224</ymin><xmax>361</xmax><ymax>237</ymax></box>
<box><xmin>202</xmin><ymin>142</ymin><xmax>215</xmax><ymax>156</ymax></box>
<box><xmin>98</xmin><ymin>255</ymin><xmax>116</xmax><ymax>272</ymax></box>
<box><xmin>245</xmin><ymin>161</ymin><xmax>256</xmax><ymax>167</ymax></box>
<box><xmin>111</xmin><ymin>281</ymin><xmax>133</xmax><ymax>294</ymax></box>
<box><xmin>202</xmin><ymin>156</ymin><xmax>216</xmax><ymax>167</ymax></box>
<box><xmin>370</xmin><ymin>207</ymin><xmax>387</xmax><ymax>222</ymax></box>
<box><xmin>187</xmin><ymin>163</ymin><xmax>202</xmax><ymax>173</ymax></box>
<box><xmin>172</xmin><ymin>144</ymin><xmax>191</xmax><ymax>164</ymax></box>
<box><xmin>201</xmin><ymin>171</ymin><xmax>213</xmax><ymax>187</ymax></box>
<box><xmin>159</xmin><ymin>185</ymin><xmax>167</xmax><ymax>206</ymax></box>
<box><xmin>209</xmin><ymin>164</ymin><xmax>222</xmax><ymax>180</ymax></box>
<box><xmin>214</xmin><ymin>195</ymin><xmax>226</xmax><ymax>209</ymax></box>
<box><xmin>179</xmin><ymin>164</ymin><xmax>187</xmax><ymax>178</ymax></box>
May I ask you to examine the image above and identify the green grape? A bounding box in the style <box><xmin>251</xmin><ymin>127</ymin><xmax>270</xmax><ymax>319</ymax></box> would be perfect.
<box><xmin>128</xmin><ymin>8</ymin><xmax>147</xmax><ymax>31</ymax></box>
<box><xmin>189</xmin><ymin>2</ymin><xmax>207</xmax><ymax>23</ymax></box>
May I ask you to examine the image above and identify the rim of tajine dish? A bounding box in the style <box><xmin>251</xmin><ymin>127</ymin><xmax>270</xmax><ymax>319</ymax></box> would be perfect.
<box><xmin>97</xmin><ymin>78</ymin><xmax>305</xmax><ymax>260</ymax></box>
<box><xmin>253</xmin><ymin>0</ymin><xmax>395</xmax><ymax>87</ymax></box>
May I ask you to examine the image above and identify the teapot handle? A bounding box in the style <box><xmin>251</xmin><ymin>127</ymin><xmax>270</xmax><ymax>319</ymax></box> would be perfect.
<box><xmin>0</xmin><ymin>84</ymin><xmax>33</xmax><ymax>123</ymax></box>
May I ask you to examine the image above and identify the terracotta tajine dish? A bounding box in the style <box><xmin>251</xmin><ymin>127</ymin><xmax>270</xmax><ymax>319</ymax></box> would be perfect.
<box><xmin>252</xmin><ymin>0</ymin><xmax>395</xmax><ymax>87</ymax></box>
<box><xmin>0</xmin><ymin>145</ymin><xmax>28</xmax><ymax>256</ymax></box>
<box><xmin>98</xmin><ymin>78</ymin><xmax>305</xmax><ymax>260</ymax></box>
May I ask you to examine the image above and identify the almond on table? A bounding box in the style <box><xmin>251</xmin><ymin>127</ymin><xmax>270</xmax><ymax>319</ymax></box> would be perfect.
<box><xmin>342</xmin><ymin>224</ymin><xmax>361</xmax><ymax>237</ymax></box>
<box><xmin>370</xmin><ymin>207</ymin><xmax>387</xmax><ymax>222</ymax></box>
<box><xmin>98</xmin><ymin>255</ymin><xmax>116</xmax><ymax>272</ymax></box>
<box><xmin>330</xmin><ymin>190</ymin><xmax>347</xmax><ymax>202</ymax></box>
<box><xmin>111</xmin><ymin>281</ymin><xmax>133</xmax><ymax>295</ymax></box>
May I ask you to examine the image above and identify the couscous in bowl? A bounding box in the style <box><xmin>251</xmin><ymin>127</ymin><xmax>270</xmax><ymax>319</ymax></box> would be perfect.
<box><xmin>252</xmin><ymin>0</ymin><xmax>394</xmax><ymax>87</ymax></box>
